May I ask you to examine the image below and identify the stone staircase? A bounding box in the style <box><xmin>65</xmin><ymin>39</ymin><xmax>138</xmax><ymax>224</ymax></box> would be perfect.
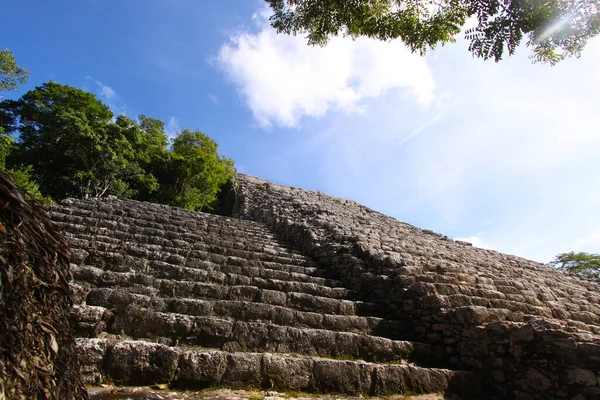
<box><xmin>232</xmin><ymin>175</ymin><xmax>600</xmax><ymax>400</ymax></box>
<box><xmin>49</xmin><ymin>198</ymin><xmax>481</xmax><ymax>398</ymax></box>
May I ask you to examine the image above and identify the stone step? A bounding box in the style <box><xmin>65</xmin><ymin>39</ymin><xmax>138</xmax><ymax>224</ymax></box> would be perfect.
<box><xmin>75</xmin><ymin>303</ymin><xmax>432</xmax><ymax>364</ymax></box>
<box><xmin>83</xmin><ymin>281</ymin><xmax>375</xmax><ymax>321</ymax></box>
<box><xmin>408</xmin><ymin>277</ymin><xmax>600</xmax><ymax>328</ymax></box>
<box><xmin>73</xmin><ymin>263</ymin><xmax>355</xmax><ymax>303</ymax></box>
<box><xmin>70</xmin><ymin>304</ymin><xmax>113</xmax><ymax>337</ymax></box>
<box><xmin>50</xmin><ymin>202</ymin><xmax>271</xmax><ymax>236</ymax></box>
<box><xmin>77</xmin><ymin>338</ymin><xmax>481</xmax><ymax>397</ymax></box>
<box><xmin>71</xmin><ymin>266</ymin><xmax>377</xmax><ymax>317</ymax></box>
<box><xmin>55</xmin><ymin>222</ymin><xmax>305</xmax><ymax>261</ymax></box>
<box><xmin>69</xmin><ymin>236</ymin><xmax>328</xmax><ymax>286</ymax></box>
<box><xmin>75</xmin><ymin>237</ymin><xmax>329</xmax><ymax>284</ymax></box>
<box><xmin>70</xmin><ymin>265</ymin><xmax>351</xmax><ymax>302</ymax></box>
<box><xmin>75</xmin><ymin>290</ymin><xmax>402</xmax><ymax>337</ymax></box>
<box><xmin>50</xmin><ymin>207</ymin><xmax>308</xmax><ymax>259</ymax></box>
<box><xmin>71</xmin><ymin>281</ymin><xmax>93</xmax><ymax>304</ymax></box>
<box><xmin>56</xmin><ymin>224</ymin><xmax>317</xmax><ymax>269</ymax></box>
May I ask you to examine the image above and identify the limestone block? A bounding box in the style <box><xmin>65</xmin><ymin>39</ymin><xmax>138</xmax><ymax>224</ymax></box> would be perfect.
<box><xmin>322</xmin><ymin>314</ymin><xmax>369</xmax><ymax>333</ymax></box>
<box><xmin>175</xmin><ymin>349</ymin><xmax>226</xmax><ymax>384</ymax></box>
<box><xmin>451</xmin><ymin>306</ymin><xmax>491</xmax><ymax>325</ymax></box>
<box><xmin>231</xmin><ymin>321</ymin><xmax>273</xmax><ymax>351</ymax></box>
<box><xmin>168</xmin><ymin>298</ymin><xmax>213</xmax><ymax>317</ymax></box>
<box><xmin>521</xmin><ymin>367</ymin><xmax>552</xmax><ymax>393</ymax></box>
<box><xmin>222</xmin><ymin>352</ymin><xmax>262</xmax><ymax>385</ymax></box>
<box><xmin>288</xmin><ymin>309</ymin><xmax>323</xmax><ymax>329</ymax></box>
<box><xmin>566</xmin><ymin>369</ymin><xmax>597</xmax><ymax>387</ymax></box>
<box><xmin>262</xmin><ymin>353</ymin><xmax>314</xmax><ymax>390</ymax></box>
<box><xmin>287</xmin><ymin>292</ymin><xmax>339</xmax><ymax>314</ymax></box>
<box><xmin>511</xmin><ymin>324</ymin><xmax>535</xmax><ymax>343</ymax></box>
<box><xmin>259</xmin><ymin>289</ymin><xmax>287</xmax><ymax>306</ymax></box>
<box><xmin>104</xmin><ymin>341</ymin><xmax>179</xmax><ymax>385</ymax></box>
<box><xmin>193</xmin><ymin>316</ymin><xmax>234</xmax><ymax>347</ymax></box>
<box><xmin>313</xmin><ymin>359</ymin><xmax>373</xmax><ymax>394</ymax></box>
<box><xmin>76</xmin><ymin>338</ymin><xmax>108</xmax><ymax>385</ymax></box>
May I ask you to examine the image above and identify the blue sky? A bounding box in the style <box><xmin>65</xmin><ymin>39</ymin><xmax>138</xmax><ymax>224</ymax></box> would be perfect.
<box><xmin>4</xmin><ymin>0</ymin><xmax>600</xmax><ymax>262</ymax></box>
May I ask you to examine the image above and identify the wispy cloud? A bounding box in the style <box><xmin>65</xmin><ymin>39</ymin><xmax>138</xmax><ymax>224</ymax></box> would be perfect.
<box><xmin>397</xmin><ymin>100</ymin><xmax>450</xmax><ymax>148</ymax></box>
<box><xmin>216</xmin><ymin>10</ymin><xmax>434</xmax><ymax>128</ymax></box>
<box><xmin>97</xmin><ymin>82</ymin><xmax>116</xmax><ymax>100</ymax></box>
<box><xmin>165</xmin><ymin>116</ymin><xmax>181</xmax><ymax>138</ymax></box>
<box><xmin>85</xmin><ymin>76</ymin><xmax>126</xmax><ymax>115</ymax></box>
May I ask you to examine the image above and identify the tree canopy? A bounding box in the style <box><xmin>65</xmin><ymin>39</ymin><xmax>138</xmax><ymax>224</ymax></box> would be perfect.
<box><xmin>155</xmin><ymin>129</ymin><xmax>235</xmax><ymax>211</ymax></box>
<box><xmin>265</xmin><ymin>0</ymin><xmax>600</xmax><ymax>64</ymax></box>
<box><xmin>1</xmin><ymin>82</ymin><xmax>121</xmax><ymax>199</ymax></box>
<box><xmin>0</xmin><ymin>49</ymin><xmax>29</xmax><ymax>93</ymax></box>
<box><xmin>0</xmin><ymin>49</ymin><xmax>47</xmax><ymax>201</ymax></box>
<box><xmin>550</xmin><ymin>251</ymin><xmax>600</xmax><ymax>278</ymax></box>
<box><xmin>0</xmin><ymin>81</ymin><xmax>235</xmax><ymax>211</ymax></box>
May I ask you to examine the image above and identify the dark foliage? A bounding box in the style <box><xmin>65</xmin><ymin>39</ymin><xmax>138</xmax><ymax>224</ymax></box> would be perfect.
<box><xmin>0</xmin><ymin>169</ymin><xmax>88</xmax><ymax>399</ymax></box>
<box><xmin>266</xmin><ymin>0</ymin><xmax>600</xmax><ymax>64</ymax></box>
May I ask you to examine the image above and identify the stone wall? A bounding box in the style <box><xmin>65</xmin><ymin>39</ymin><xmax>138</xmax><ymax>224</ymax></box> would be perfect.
<box><xmin>233</xmin><ymin>174</ymin><xmax>600</xmax><ymax>399</ymax></box>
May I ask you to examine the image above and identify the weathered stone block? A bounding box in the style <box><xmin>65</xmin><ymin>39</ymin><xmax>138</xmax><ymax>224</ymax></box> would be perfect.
<box><xmin>511</xmin><ymin>324</ymin><xmax>535</xmax><ymax>343</ymax></box>
<box><xmin>76</xmin><ymin>338</ymin><xmax>107</xmax><ymax>385</ymax></box>
<box><xmin>313</xmin><ymin>359</ymin><xmax>373</xmax><ymax>394</ymax></box>
<box><xmin>262</xmin><ymin>353</ymin><xmax>314</xmax><ymax>390</ymax></box>
<box><xmin>192</xmin><ymin>316</ymin><xmax>233</xmax><ymax>347</ymax></box>
<box><xmin>222</xmin><ymin>352</ymin><xmax>262</xmax><ymax>386</ymax></box>
<box><xmin>522</xmin><ymin>367</ymin><xmax>552</xmax><ymax>393</ymax></box>
<box><xmin>104</xmin><ymin>341</ymin><xmax>179</xmax><ymax>385</ymax></box>
<box><xmin>566</xmin><ymin>369</ymin><xmax>597</xmax><ymax>387</ymax></box>
<box><xmin>231</xmin><ymin>321</ymin><xmax>273</xmax><ymax>351</ymax></box>
<box><xmin>451</xmin><ymin>306</ymin><xmax>491</xmax><ymax>325</ymax></box>
<box><xmin>229</xmin><ymin>286</ymin><xmax>260</xmax><ymax>302</ymax></box>
<box><xmin>322</xmin><ymin>314</ymin><xmax>368</xmax><ymax>333</ymax></box>
<box><xmin>259</xmin><ymin>289</ymin><xmax>287</xmax><ymax>305</ymax></box>
<box><xmin>168</xmin><ymin>298</ymin><xmax>213</xmax><ymax>316</ymax></box>
<box><xmin>421</xmin><ymin>295</ymin><xmax>448</xmax><ymax>309</ymax></box>
<box><xmin>287</xmin><ymin>292</ymin><xmax>339</xmax><ymax>314</ymax></box>
<box><xmin>175</xmin><ymin>349</ymin><xmax>226</xmax><ymax>384</ymax></box>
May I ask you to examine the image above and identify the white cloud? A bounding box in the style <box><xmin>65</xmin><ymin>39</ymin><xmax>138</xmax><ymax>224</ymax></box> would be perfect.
<box><xmin>454</xmin><ymin>236</ymin><xmax>496</xmax><ymax>250</ymax></box>
<box><xmin>216</xmin><ymin>13</ymin><xmax>434</xmax><ymax>127</ymax></box>
<box><xmin>165</xmin><ymin>116</ymin><xmax>181</xmax><ymax>138</ymax></box>
<box><xmin>97</xmin><ymin>82</ymin><xmax>116</xmax><ymax>100</ymax></box>
<box><xmin>403</xmin><ymin>38</ymin><xmax>600</xmax><ymax>262</ymax></box>
<box><xmin>261</xmin><ymin>35</ymin><xmax>600</xmax><ymax>263</ymax></box>
<box><xmin>85</xmin><ymin>76</ymin><xmax>126</xmax><ymax>115</ymax></box>
<box><xmin>216</xmin><ymin>7</ymin><xmax>600</xmax><ymax>264</ymax></box>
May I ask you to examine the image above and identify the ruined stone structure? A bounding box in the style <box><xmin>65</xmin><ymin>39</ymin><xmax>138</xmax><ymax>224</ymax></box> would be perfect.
<box><xmin>48</xmin><ymin>174</ymin><xmax>600</xmax><ymax>399</ymax></box>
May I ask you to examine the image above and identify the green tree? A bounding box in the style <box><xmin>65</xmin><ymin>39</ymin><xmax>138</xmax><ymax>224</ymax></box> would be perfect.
<box><xmin>110</xmin><ymin>115</ymin><xmax>169</xmax><ymax>200</ymax></box>
<box><xmin>550</xmin><ymin>252</ymin><xmax>600</xmax><ymax>278</ymax></box>
<box><xmin>265</xmin><ymin>0</ymin><xmax>600</xmax><ymax>64</ymax></box>
<box><xmin>0</xmin><ymin>79</ymin><xmax>235</xmax><ymax>208</ymax></box>
<box><xmin>0</xmin><ymin>134</ymin><xmax>15</xmax><ymax>169</ymax></box>
<box><xmin>0</xmin><ymin>135</ymin><xmax>49</xmax><ymax>202</ymax></box>
<box><xmin>0</xmin><ymin>49</ymin><xmax>29</xmax><ymax>93</ymax></box>
<box><xmin>157</xmin><ymin>129</ymin><xmax>235</xmax><ymax>211</ymax></box>
<box><xmin>0</xmin><ymin>53</ymin><xmax>48</xmax><ymax>201</ymax></box>
<box><xmin>0</xmin><ymin>81</ymin><xmax>147</xmax><ymax>199</ymax></box>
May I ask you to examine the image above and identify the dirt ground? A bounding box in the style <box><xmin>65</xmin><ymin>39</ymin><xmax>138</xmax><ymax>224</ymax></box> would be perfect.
<box><xmin>88</xmin><ymin>386</ymin><xmax>445</xmax><ymax>400</ymax></box>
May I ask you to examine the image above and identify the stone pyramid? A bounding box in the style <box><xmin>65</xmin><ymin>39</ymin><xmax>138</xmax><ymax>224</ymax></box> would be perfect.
<box><xmin>48</xmin><ymin>174</ymin><xmax>600</xmax><ymax>399</ymax></box>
